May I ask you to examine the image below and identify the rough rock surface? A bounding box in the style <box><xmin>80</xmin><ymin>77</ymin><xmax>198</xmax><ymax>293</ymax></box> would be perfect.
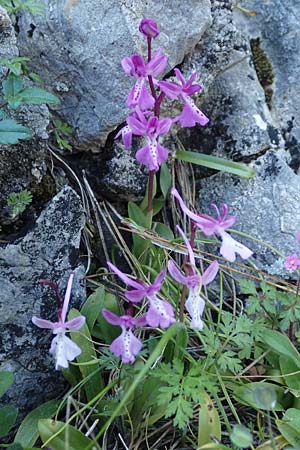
<box><xmin>233</xmin><ymin>0</ymin><xmax>300</xmax><ymax>170</ymax></box>
<box><xmin>0</xmin><ymin>186</ymin><xmax>86</xmax><ymax>414</ymax></box>
<box><xmin>197</xmin><ymin>150</ymin><xmax>300</xmax><ymax>276</ymax></box>
<box><xmin>17</xmin><ymin>0</ymin><xmax>212</xmax><ymax>148</ymax></box>
<box><xmin>177</xmin><ymin>0</ymin><xmax>278</xmax><ymax>159</ymax></box>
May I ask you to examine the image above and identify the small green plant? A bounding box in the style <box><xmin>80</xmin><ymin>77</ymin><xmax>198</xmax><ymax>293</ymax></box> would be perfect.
<box><xmin>7</xmin><ymin>189</ymin><xmax>33</xmax><ymax>218</ymax></box>
<box><xmin>0</xmin><ymin>0</ymin><xmax>44</xmax><ymax>15</ymax></box>
<box><xmin>0</xmin><ymin>54</ymin><xmax>59</xmax><ymax>144</ymax></box>
<box><xmin>52</xmin><ymin>119</ymin><xmax>73</xmax><ymax>151</ymax></box>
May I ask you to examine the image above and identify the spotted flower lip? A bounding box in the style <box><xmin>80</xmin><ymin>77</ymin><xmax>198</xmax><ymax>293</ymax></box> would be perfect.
<box><xmin>171</xmin><ymin>188</ymin><xmax>253</xmax><ymax>263</ymax></box>
<box><xmin>159</xmin><ymin>68</ymin><xmax>209</xmax><ymax>127</ymax></box>
<box><xmin>126</xmin><ymin>111</ymin><xmax>172</xmax><ymax>171</ymax></box>
<box><xmin>32</xmin><ymin>273</ymin><xmax>86</xmax><ymax>370</ymax></box>
<box><xmin>107</xmin><ymin>262</ymin><xmax>176</xmax><ymax>328</ymax></box>
<box><xmin>121</xmin><ymin>48</ymin><xmax>167</xmax><ymax>109</ymax></box>
<box><xmin>102</xmin><ymin>309</ymin><xmax>147</xmax><ymax>363</ymax></box>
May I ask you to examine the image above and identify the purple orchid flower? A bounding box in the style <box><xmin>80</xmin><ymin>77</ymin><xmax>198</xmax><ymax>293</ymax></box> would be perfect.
<box><xmin>108</xmin><ymin>262</ymin><xmax>176</xmax><ymax>328</ymax></box>
<box><xmin>159</xmin><ymin>68</ymin><xmax>209</xmax><ymax>127</ymax></box>
<box><xmin>126</xmin><ymin>110</ymin><xmax>172</xmax><ymax>171</ymax></box>
<box><xmin>171</xmin><ymin>187</ymin><xmax>253</xmax><ymax>263</ymax></box>
<box><xmin>168</xmin><ymin>226</ymin><xmax>219</xmax><ymax>329</ymax></box>
<box><xmin>121</xmin><ymin>48</ymin><xmax>167</xmax><ymax>110</ymax></box>
<box><xmin>139</xmin><ymin>18</ymin><xmax>160</xmax><ymax>39</ymax></box>
<box><xmin>102</xmin><ymin>309</ymin><xmax>147</xmax><ymax>363</ymax></box>
<box><xmin>32</xmin><ymin>273</ymin><xmax>86</xmax><ymax>370</ymax></box>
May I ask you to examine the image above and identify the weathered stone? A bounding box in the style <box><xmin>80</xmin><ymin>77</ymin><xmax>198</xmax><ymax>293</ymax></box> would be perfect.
<box><xmin>177</xmin><ymin>0</ymin><xmax>278</xmax><ymax>160</ymax></box>
<box><xmin>17</xmin><ymin>0</ymin><xmax>212</xmax><ymax>148</ymax></box>
<box><xmin>197</xmin><ymin>150</ymin><xmax>300</xmax><ymax>276</ymax></box>
<box><xmin>233</xmin><ymin>0</ymin><xmax>300</xmax><ymax>171</ymax></box>
<box><xmin>0</xmin><ymin>186</ymin><xmax>85</xmax><ymax>415</ymax></box>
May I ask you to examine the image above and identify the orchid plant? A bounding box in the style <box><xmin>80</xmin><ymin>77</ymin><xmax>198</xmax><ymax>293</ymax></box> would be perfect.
<box><xmin>32</xmin><ymin>273</ymin><xmax>85</xmax><ymax>370</ymax></box>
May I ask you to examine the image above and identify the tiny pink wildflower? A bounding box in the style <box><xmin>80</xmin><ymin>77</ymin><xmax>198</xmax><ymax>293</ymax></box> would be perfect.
<box><xmin>284</xmin><ymin>254</ymin><xmax>300</xmax><ymax>271</ymax></box>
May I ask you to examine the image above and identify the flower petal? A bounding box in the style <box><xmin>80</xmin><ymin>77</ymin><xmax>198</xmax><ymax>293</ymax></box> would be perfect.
<box><xmin>102</xmin><ymin>308</ymin><xmax>124</xmax><ymax>326</ymax></box>
<box><xmin>146</xmin><ymin>296</ymin><xmax>176</xmax><ymax>328</ymax></box>
<box><xmin>64</xmin><ymin>315</ymin><xmax>86</xmax><ymax>331</ymax></box>
<box><xmin>110</xmin><ymin>328</ymin><xmax>142</xmax><ymax>363</ymax></box>
<box><xmin>107</xmin><ymin>262</ymin><xmax>145</xmax><ymax>290</ymax></box>
<box><xmin>61</xmin><ymin>272</ymin><xmax>74</xmax><ymax>323</ymax></box>
<box><xmin>219</xmin><ymin>231</ymin><xmax>253</xmax><ymax>262</ymax></box>
<box><xmin>50</xmin><ymin>333</ymin><xmax>81</xmax><ymax>370</ymax></box>
<box><xmin>32</xmin><ymin>316</ymin><xmax>56</xmax><ymax>330</ymax></box>
<box><xmin>168</xmin><ymin>260</ymin><xmax>189</xmax><ymax>286</ymax></box>
<box><xmin>185</xmin><ymin>288</ymin><xmax>205</xmax><ymax>330</ymax></box>
<box><xmin>202</xmin><ymin>261</ymin><xmax>219</xmax><ymax>286</ymax></box>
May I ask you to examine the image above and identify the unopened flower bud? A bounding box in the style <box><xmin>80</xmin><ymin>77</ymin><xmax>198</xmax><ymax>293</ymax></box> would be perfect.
<box><xmin>139</xmin><ymin>18</ymin><xmax>160</xmax><ymax>38</ymax></box>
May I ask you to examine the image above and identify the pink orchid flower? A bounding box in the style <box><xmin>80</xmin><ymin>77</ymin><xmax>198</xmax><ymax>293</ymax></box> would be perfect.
<box><xmin>159</xmin><ymin>68</ymin><xmax>209</xmax><ymax>127</ymax></box>
<box><xmin>122</xmin><ymin>48</ymin><xmax>167</xmax><ymax>110</ymax></box>
<box><xmin>171</xmin><ymin>187</ymin><xmax>253</xmax><ymax>263</ymax></box>
<box><xmin>168</xmin><ymin>226</ymin><xmax>219</xmax><ymax>329</ymax></box>
<box><xmin>108</xmin><ymin>262</ymin><xmax>176</xmax><ymax>328</ymax></box>
<box><xmin>102</xmin><ymin>309</ymin><xmax>147</xmax><ymax>363</ymax></box>
<box><xmin>32</xmin><ymin>273</ymin><xmax>85</xmax><ymax>370</ymax></box>
<box><xmin>126</xmin><ymin>111</ymin><xmax>172</xmax><ymax>171</ymax></box>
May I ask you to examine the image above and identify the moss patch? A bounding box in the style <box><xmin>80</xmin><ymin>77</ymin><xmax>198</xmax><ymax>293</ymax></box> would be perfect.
<box><xmin>250</xmin><ymin>37</ymin><xmax>274</xmax><ymax>109</ymax></box>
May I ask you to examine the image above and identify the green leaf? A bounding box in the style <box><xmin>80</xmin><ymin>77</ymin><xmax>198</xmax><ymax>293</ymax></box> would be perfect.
<box><xmin>260</xmin><ymin>329</ymin><xmax>300</xmax><ymax>368</ymax></box>
<box><xmin>280</xmin><ymin>356</ymin><xmax>300</xmax><ymax>390</ymax></box>
<box><xmin>0</xmin><ymin>119</ymin><xmax>32</xmax><ymax>144</ymax></box>
<box><xmin>68</xmin><ymin>308</ymin><xmax>103</xmax><ymax>402</ymax></box>
<box><xmin>7</xmin><ymin>444</ymin><xmax>23</xmax><ymax>450</ymax></box>
<box><xmin>38</xmin><ymin>419</ymin><xmax>93</xmax><ymax>450</ymax></box>
<box><xmin>0</xmin><ymin>405</ymin><xmax>18</xmax><ymax>438</ymax></box>
<box><xmin>81</xmin><ymin>285</ymin><xmax>104</xmax><ymax>332</ymax></box>
<box><xmin>276</xmin><ymin>419</ymin><xmax>300</xmax><ymax>446</ymax></box>
<box><xmin>160</xmin><ymin>163</ymin><xmax>172</xmax><ymax>198</ymax></box>
<box><xmin>230</xmin><ymin>424</ymin><xmax>253</xmax><ymax>448</ymax></box>
<box><xmin>153</xmin><ymin>222</ymin><xmax>174</xmax><ymax>240</ymax></box>
<box><xmin>2</xmin><ymin>74</ymin><xmax>23</xmax><ymax>109</ymax></box>
<box><xmin>175</xmin><ymin>149</ymin><xmax>255</xmax><ymax>178</ymax></box>
<box><xmin>239</xmin><ymin>279</ymin><xmax>257</xmax><ymax>295</ymax></box>
<box><xmin>14</xmin><ymin>399</ymin><xmax>60</xmax><ymax>448</ymax></box>
<box><xmin>0</xmin><ymin>371</ymin><xmax>14</xmax><ymax>397</ymax></box>
<box><xmin>19</xmin><ymin>87</ymin><xmax>60</xmax><ymax>105</ymax></box>
<box><xmin>198</xmin><ymin>393</ymin><xmax>221</xmax><ymax>447</ymax></box>
<box><xmin>128</xmin><ymin>201</ymin><xmax>147</xmax><ymax>227</ymax></box>
<box><xmin>232</xmin><ymin>382</ymin><xmax>289</xmax><ymax>411</ymax></box>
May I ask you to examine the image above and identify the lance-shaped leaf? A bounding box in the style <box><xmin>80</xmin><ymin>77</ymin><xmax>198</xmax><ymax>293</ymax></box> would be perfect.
<box><xmin>176</xmin><ymin>149</ymin><xmax>255</xmax><ymax>178</ymax></box>
<box><xmin>0</xmin><ymin>119</ymin><xmax>32</xmax><ymax>144</ymax></box>
<box><xmin>19</xmin><ymin>87</ymin><xmax>60</xmax><ymax>105</ymax></box>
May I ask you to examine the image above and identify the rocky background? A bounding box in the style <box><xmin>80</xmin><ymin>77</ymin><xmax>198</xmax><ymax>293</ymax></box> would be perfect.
<box><xmin>1</xmin><ymin>0</ymin><xmax>299</xmax><ymax>414</ymax></box>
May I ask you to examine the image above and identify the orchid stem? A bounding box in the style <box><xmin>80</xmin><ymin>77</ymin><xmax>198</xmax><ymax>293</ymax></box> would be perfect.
<box><xmin>147</xmin><ymin>170</ymin><xmax>155</xmax><ymax>213</ymax></box>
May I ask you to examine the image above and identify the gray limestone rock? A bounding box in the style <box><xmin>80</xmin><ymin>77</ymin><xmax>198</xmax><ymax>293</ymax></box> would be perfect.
<box><xmin>0</xmin><ymin>186</ymin><xmax>86</xmax><ymax>415</ymax></box>
<box><xmin>233</xmin><ymin>0</ymin><xmax>300</xmax><ymax>171</ymax></box>
<box><xmin>197</xmin><ymin>150</ymin><xmax>300</xmax><ymax>276</ymax></box>
<box><xmin>177</xmin><ymin>0</ymin><xmax>278</xmax><ymax>160</ymax></box>
<box><xmin>16</xmin><ymin>0</ymin><xmax>212</xmax><ymax>149</ymax></box>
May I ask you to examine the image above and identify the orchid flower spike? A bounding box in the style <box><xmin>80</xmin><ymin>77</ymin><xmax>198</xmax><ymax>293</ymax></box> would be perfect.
<box><xmin>32</xmin><ymin>273</ymin><xmax>85</xmax><ymax>370</ymax></box>
<box><xmin>108</xmin><ymin>262</ymin><xmax>176</xmax><ymax>328</ymax></box>
<box><xmin>159</xmin><ymin>68</ymin><xmax>209</xmax><ymax>127</ymax></box>
<box><xmin>168</xmin><ymin>226</ymin><xmax>219</xmax><ymax>330</ymax></box>
<box><xmin>102</xmin><ymin>309</ymin><xmax>147</xmax><ymax>363</ymax></box>
<box><xmin>171</xmin><ymin>187</ymin><xmax>253</xmax><ymax>263</ymax></box>
<box><xmin>121</xmin><ymin>48</ymin><xmax>167</xmax><ymax>110</ymax></box>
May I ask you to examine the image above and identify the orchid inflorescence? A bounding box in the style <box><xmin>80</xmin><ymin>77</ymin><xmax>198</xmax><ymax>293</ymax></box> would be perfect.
<box><xmin>116</xmin><ymin>18</ymin><xmax>209</xmax><ymax>172</ymax></box>
<box><xmin>32</xmin><ymin>18</ymin><xmax>254</xmax><ymax>369</ymax></box>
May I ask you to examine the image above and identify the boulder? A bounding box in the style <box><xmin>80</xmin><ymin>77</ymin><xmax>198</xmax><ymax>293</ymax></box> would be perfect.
<box><xmin>17</xmin><ymin>0</ymin><xmax>212</xmax><ymax>148</ymax></box>
<box><xmin>0</xmin><ymin>186</ymin><xmax>86</xmax><ymax>415</ymax></box>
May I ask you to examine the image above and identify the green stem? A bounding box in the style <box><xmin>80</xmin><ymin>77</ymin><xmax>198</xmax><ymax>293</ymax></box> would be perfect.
<box><xmin>85</xmin><ymin>323</ymin><xmax>183</xmax><ymax>450</ymax></box>
<box><xmin>147</xmin><ymin>170</ymin><xmax>155</xmax><ymax>213</ymax></box>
